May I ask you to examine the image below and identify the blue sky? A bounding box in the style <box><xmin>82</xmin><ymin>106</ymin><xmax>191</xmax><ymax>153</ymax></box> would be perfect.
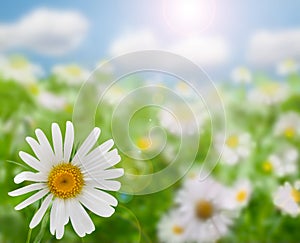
<box><xmin>1</xmin><ymin>0</ymin><xmax>300</xmax><ymax>78</ymax></box>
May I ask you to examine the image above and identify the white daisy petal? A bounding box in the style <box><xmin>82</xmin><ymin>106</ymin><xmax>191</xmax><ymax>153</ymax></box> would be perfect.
<box><xmin>63</xmin><ymin>121</ymin><xmax>74</xmax><ymax>162</ymax></box>
<box><xmin>71</xmin><ymin>200</ymin><xmax>95</xmax><ymax>235</ymax></box>
<box><xmin>50</xmin><ymin>199</ymin><xmax>58</xmax><ymax>235</ymax></box>
<box><xmin>84</xmin><ymin>187</ymin><xmax>118</xmax><ymax>206</ymax></box>
<box><xmin>35</xmin><ymin>129</ymin><xmax>55</xmax><ymax>163</ymax></box>
<box><xmin>30</xmin><ymin>194</ymin><xmax>53</xmax><ymax>228</ymax></box>
<box><xmin>15</xmin><ymin>188</ymin><xmax>49</xmax><ymax>210</ymax></box>
<box><xmin>84</xmin><ymin>139</ymin><xmax>114</xmax><ymax>163</ymax></box>
<box><xmin>52</xmin><ymin>123</ymin><xmax>63</xmax><ymax>164</ymax></box>
<box><xmin>69</xmin><ymin>200</ymin><xmax>86</xmax><ymax>237</ymax></box>
<box><xmin>19</xmin><ymin>151</ymin><xmax>46</xmax><ymax>172</ymax></box>
<box><xmin>84</xmin><ymin>149</ymin><xmax>120</xmax><ymax>171</ymax></box>
<box><xmin>86</xmin><ymin>179</ymin><xmax>121</xmax><ymax>191</ymax></box>
<box><xmin>79</xmin><ymin>190</ymin><xmax>115</xmax><ymax>217</ymax></box>
<box><xmin>14</xmin><ymin>172</ymin><xmax>47</xmax><ymax>184</ymax></box>
<box><xmin>9</xmin><ymin>183</ymin><xmax>46</xmax><ymax>197</ymax></box>
<box><xmin>55</xmin><ymin>199</ymin><xmax>68</xmax><ymax>239</ymax></box>
<box><xmin>87</xmin><ymin>168</ymin><xmax>124</xmax><ymax>180</ymax></box>
<box><xmin>25</xmin><ymin>137</ymin><xmax>48</xmax><ymax>163</ymax></box>
<box><xmin>73</xmin><ymin>128</ymin><xmax>101</xmax><ymax>165</ymax></box>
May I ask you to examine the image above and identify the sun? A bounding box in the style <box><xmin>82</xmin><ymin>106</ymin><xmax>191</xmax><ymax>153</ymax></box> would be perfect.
<box><xmin>163</xmin><ymin>0</ymin><xmax>216</xmax><ymax>34</ymax></box>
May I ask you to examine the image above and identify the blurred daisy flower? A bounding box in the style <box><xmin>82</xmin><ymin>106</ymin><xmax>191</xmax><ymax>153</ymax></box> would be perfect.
<box><xmin>274</xmin><ymin>112</ymin><xmax>300</xmax><ymax>138</ymax></box>
<box><xmin>159</xmin><ymin>102</ymin><xmax>208</xmax><ymax>136</ymax></box>
<box><xmin>37</xmin><ymin>91</ymin><xmax>72</xmax><ymax>112</ymax></box>
<box><xmin>0</xmin><ymin>55</ymin><xmax>43</xmax><ymax>84</ymax></box>
<box><xmin>248</xmin><ymin>81</ymin><xmax>289</xmax><ymax>106</ymax></box>
<box><xmin>277</xmin><ymin>59</ymin><xmax>299</xmax><ymax>76</ymax></box>
<box><xmin>230</xmin><ymin>179</ymin><xmax>252</xmax><ymax>209</ymax></box>
<box><xmin>157</xmin><ymin>210</ymin><xmax>186</xmax><ymax>243</ymax></box>
<box><xmin>273</xmin><ymin>181</ymin><xmax>300</xmax><ymax>217</ymax></box>
<box><xmin>175</xmin><ymin>177</ymin><xmax>236</xmax><ymax>242</ymax></box>
<box><xmin>174</xmin><ymin>81</ymin><xmax>195</xmax><ymax>99</ymax></box>
<box><xmin>52</xmin><ymin>64</ymin><xmax>90</xmax><ymax>85</ymax></box>
<box><xmin>215</xmin><ymin>132</ymin><xmax>254</xmax><ymax>165</ymax></box>
<box><xmin>9</xmin><ymin>121</ymin><xmax>123</xmax><ymax>239</ymax></box>
<box><xmin>231</xmin><ymin>66</ymin><xmax>252</xmax><ymax>84</ymax></box>
<box><xmin>262</xmin><ymin>147</ymin><xmax>298</xmax><ymax>177</ymax></box>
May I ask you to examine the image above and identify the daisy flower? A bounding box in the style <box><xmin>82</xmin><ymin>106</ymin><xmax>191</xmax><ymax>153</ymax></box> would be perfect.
<box><xmin>230</xmin><ymin>179</ymin><xmax>252</xmax><ymax>209</ymax></box>
<box><xmin>231</xmin><ymin>66</ymin><xmax>252</xmax><ymax>84</ymax></box>
<box><xmin>215</xmin><ymin>132</ymin><xmax>253</xmax><ymax>165</ymax></box>
<box><xmin>9</xmin><ymin>121</ymin><xmax>123</xmax><ymax>239</ymax></box>
<box><xmin>158</xmin><ymin>102</ymin><xmax>208</xmax><ymax>136</ymax></box>
<box><xmin>0</xmin><ymin>55</ymin><xmax>42</xmax><ymax>84</ymax></box>
<box><xmin>277</xmin><ymin>59</ymin><xmax>299</xmax><ymax>76</ymax></box>
<box><xmin>274</xmin><ymin>112</ymin><xmax>300</xmax><ymax>139</ymax></box>
<box><xmin>248</xmin><ymin>81</ymin><xmax>289</xmax><ymax>106</ymax></box>
<box><xmin>273</xmin><ymin>182</ymin><xmax>300</xmax><ymax>217</ymax></box>
<box><xmin>262</xmin><ymin>147</ymin><xmax>298</xmax><ymax>177</ymax></box>
<box><xmin>157</xmin><ymin>210</ymin><xmax>186</xmax><ymax>243</ymax></box>
<box><xmin>52</xmin><ymin>64</ymin><xmax>90</xmax><ymax>85</ymax></box>
<box><xmin>174</xmin><ymin>81</ymin><xmax>195</xmax><ymax>99</ymax></box>
<box><xmin>37</xmin><ymin>91</ymin><xmax>70</xmax><ymax>112</ymax></box>
<box><xmin>175</xmin><ymin>177</ymin><xmax>236</xmax><ymax>242</ymax></box>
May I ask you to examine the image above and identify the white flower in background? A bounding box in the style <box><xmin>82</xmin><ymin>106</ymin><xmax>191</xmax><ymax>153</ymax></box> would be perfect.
<box><xmin>262</xmin><ymin>147</ymin><xmax>298</xmax><ymax>177</ymax></box>
<box><xmin>231</xmin><ymin>66</ymin><xmax>252</xmax><ymax>84</ymax></box>
<box><xmin>37</xmin><ymin>91</ymin><xmax>72</xmax><ymax>112</ymax></box>
<box><xmin>248</xmin><ymin>82</ymin><xmax>289</xmax><ymax>106</ymax></box>
<box><xmin>273</xmin><ymin>182</ymin><xmax>300</xmax><ymax>217</ymax></box>
<box><xmin>0</xmin><ymin>55</ymin><xmax>42</xmax><ymax>84</ymax></box>
<box><xmin>157</xmin><ymin>210</ymin><xmax>186</xmax><ymax>243</ymax></box>
<box><xmin>52</xmin><ymin>64</ymin><xmax>89</xmax><ymax>84</ymax></box>
<box><xmin>174</xmin><ymin>81</ymin><xmax>195</xmax><ymax>99</ymax></box>
<box><xmin>99</xmin><ymin>84</ymin><xmax>126</xmax><ymax>106</ymax></box>
<box><xmin>175</xmin><ymin>177</ymin><xmax>235</xmax><ymax>243</ymax></box>
<box><xmin>230</xmin><ymin>179</ymin><xmax>252</xmax><ymax>209</ymax></box>
<box><xmin>215</xmin><ymin>132</ymin><xmax>253</xmax><ymax>165</ymax></box>
<box><xmin>277</xmin><ymin>59</ymin><xmax>299</xmax><ymax>76</ymax></box>
<box><xmin>274</xmin><ymin>112</ymin><xmax>300</xmax><ymax>138</ymax></box>
<box><xmin>159</xmin><ymin>102</ymin><xmax>208</xmax><ymax>136</ymax></box>
<box><xmin>9</xmin><ymin>122</ymin><xmax>123</xmax><ymax>239</ymax></box>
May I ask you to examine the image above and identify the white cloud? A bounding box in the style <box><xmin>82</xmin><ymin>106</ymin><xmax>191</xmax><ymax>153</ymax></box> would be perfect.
<box><xmin>168</xmin><ymin>36</ymin><xmax>229</xmax><ymax>67</ymax></box>
<box><xmin>108</xmin><ymin>30</ymin><xmax>230</xmax><ymax>68</ymax></box>
<box><xmin>0</xmin><ymin>8</ymin><xmax>89</xmax><ymax>56</ymax></box>
<box><xmin>247</xmin><ymin>29</ymin><xmax>300</xmax><ymax>66</ymax></box>
<box><xmin>109</xmin><ymin>30</ymin><xmax>159</xmax><ymax>56</ymax></box>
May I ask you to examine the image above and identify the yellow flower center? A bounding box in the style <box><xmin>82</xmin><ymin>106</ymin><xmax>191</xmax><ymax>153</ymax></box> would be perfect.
<box><xmin>291</xmin><ymin>188</ymin><xmax>300</xmax><ymax>203</ymax></box>
<box><xmin>260</xmin><ymin>83</ymin><xmax>280</xmax><ymax>96</ymax></box>
<box><xmin>284</xmin><ymin>59</ymin><xmax>295</xmax><ymax>69</ymax></box>
<box><xmin>195</xmin><ymin>200</ymin><xmax>214</xmax><ymax>220</ymax></box>
<box><xmin>136</xmin><ymin>137</ymin><xmax>152</xmax><ymax>150</ymax></box>
<box><xmin>65</xmin><ymin>65</ymin><xmax>82</xmax><ymax>76</ymax></box>
<box><xmin>284</xmin><ymin>127</ymin><xmax>296</xmax><ymax>138</ymax></box>
<box><xmin>10</xmin><ymin>56</ymin><xmax>29</xmax><ymax>69</ymax></box>
<box><xmin>176</xmin><ymin>81</ymin><xmax>190</xmax><ymax>92</ymax></box>
<box><xmin>64</xmin><ymin>103</ymin><xmax>73</xmax><ymax>114</ymax></box>
<box><xmin>236</xmin><ymin>190</ymin><xmax>247</xmax><ymax>202</ymax></box>
<box><xmin>262</xmin><ymin>161</ymin><xmax>273</xmax><ymax>173</ymax></box>
<box><xmin>226</xmin><ymin>135</ymin><xmax>239</xmax><ymax>148</ymax></box>
<box><xmin>172</xmin><ymin>225</ymin><xmax>184</xmax><ymax>235</ymax></box>
<box><xmin>27</xmin><ymin>83</ymin><xmax>40</xmax><ymax>95</ymax></box>
<box><xmin>48</xmin><ymin>163</ymin><xmax>84</xmax><ymax>199</ymax></box>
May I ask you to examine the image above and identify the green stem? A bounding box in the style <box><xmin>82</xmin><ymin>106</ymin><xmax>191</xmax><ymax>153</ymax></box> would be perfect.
<box><xmin>26</xmin><ymin>227</ymin><xmax>32</xmax><ymax>243</ymax></box>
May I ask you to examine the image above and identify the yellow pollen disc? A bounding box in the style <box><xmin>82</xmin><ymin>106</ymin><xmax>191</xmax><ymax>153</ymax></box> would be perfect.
<box><xmin>176</xmin><ymin>81</ymin><xmax>189</xmax><ymax>92</ymax></box>
<box><xmin>172</xmin><ymin>225</ymin><xmax>184</xmax><ymax>235</ymax></box>
<box><xmin>10</xmin><ymin>56</ymin><xmax>29</xmax><ymax>69</ymax></box>
<box><xmin>262</xmin><ymin>161</ymin><xmax>273</xmax><ymax>173</ymax></box>
<box><xmin>236</xmin><ymin>190</ymin><xmax>247</xmax><ymax>202</ymax></box>
<box><xmin>64</xmin><ymin>103</ymin><xmax>73</xmax><ymax>114</ymax></box>
<box><xmin>291</xmin><ymin>188</ymin><xmax>300</xmax><ymax>203</ymax></box>
<box><xmin>284</xmin><ymin>127</ymin><xmax>296</xmax><ymax>138</ymax></box>
<box><xmin>48</xmin><ymin>163</ymin><xmax>84</xmax><ymax>199</ymax></box>
<box><xmin>195</xmin><ymin>200</ymin><xmax>214</xmax><ymax>220</ymax></box>
<box><xmin>137</xmin><ymin>137</ymin><xmax>152</xmax><ymax>150</ymax></box>
<box><xmin>27</xmin><ymin>83</ymin><xmax>40</xmax><ymax>96</ymax></box>
<box><xmin>260</xmin><ymin>83</ymin><xmax>280</xmax><ymax>96</ymax></box>
<box><xmin>226</xmin><ymin>135</ymin><xmax>239</xmax><ymax>148</ymax></box>
<box><xmin>65</xmin><ymin>65</ymin><xmax>82</xmax><ymax>76</ymax></box>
